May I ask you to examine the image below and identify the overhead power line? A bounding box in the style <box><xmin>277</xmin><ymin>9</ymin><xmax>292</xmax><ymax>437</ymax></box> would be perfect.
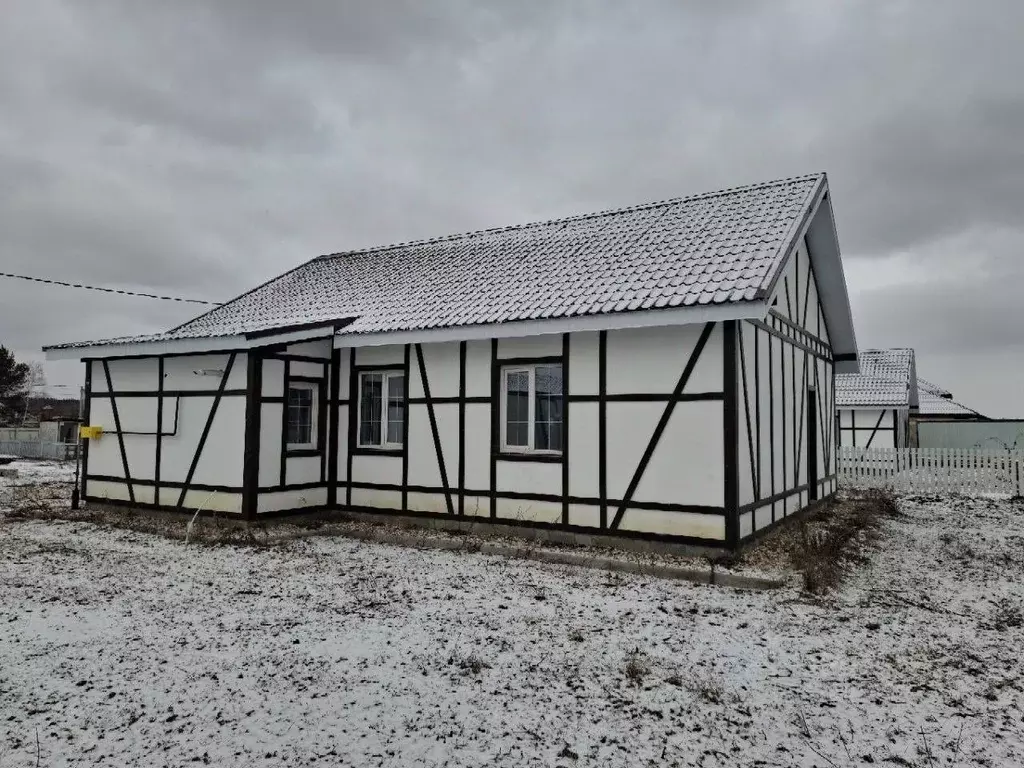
<box><xmin>0</xmin><ymin>271</ymin><xmax>222</xmax><ymax>306</ymax></box>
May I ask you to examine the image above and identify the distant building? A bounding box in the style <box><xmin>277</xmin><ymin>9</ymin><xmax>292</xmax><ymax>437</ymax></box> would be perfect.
<box><xmin>836</xmin><ymin>348</ymin><xmax>917</xmax><ymax>449</ymax></box>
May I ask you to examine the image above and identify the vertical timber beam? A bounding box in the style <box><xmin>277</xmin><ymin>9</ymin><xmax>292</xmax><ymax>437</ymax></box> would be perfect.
<box><xmin>723</xmin><ymin>321</ymin><xmax>740</xmax><ymax>548</ymax></box>
<box><xmin>154</xmin><ymin>357</ymin><xmax>164</xmax><ymax>506</ymax></box>
<box><xmin>81</xmin><ymin>361</ymin><xmax>92</xmax><ymax>500</ymax></box>
<box><xmin>402</xmin><ymin>344</ymin><xmax>411</xmax><ymax>512</ymax></box>
<box><xmin>489</xmin><ymin>339</ymin><xmax>499</xmax><ymax>519</ymax></box>
<box><xmin>458</xmin><ymin>341</ymin><xmax>466</xmax><ymax>516</ymax></box>
<box><xmin>242</xmin><ymin>352</ymin><xmax>263</xmax><ymax>520</ymax></box>
<box><xmin>346</xmin><ymin>348</ymin><xmax>357</xmax><ymax>507</ymax></box>
<box><xmin>598</xmin><ymin>330</ymin><xmax>607</xmax><ymax>530</ymax></box>
<box><xmin>561</xmin><ymin>332</ymin><xmax>570</xmax><ymax>525</ymax></box>
<box><xmin>326</xmin><ymin>349</ymin><xmax>341</xmax><ymax>507</ymax></box>
<box><xmin>102</xmin><ymin>360</ymin><xmax>135</xmax><ymax>504</ymax></box>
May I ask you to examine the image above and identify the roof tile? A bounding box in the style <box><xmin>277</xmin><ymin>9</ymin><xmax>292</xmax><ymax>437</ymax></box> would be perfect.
<box><xmin>48</xmin><ymin>173</ymin><xmax>826</xmax><ymax>349</ymax></box>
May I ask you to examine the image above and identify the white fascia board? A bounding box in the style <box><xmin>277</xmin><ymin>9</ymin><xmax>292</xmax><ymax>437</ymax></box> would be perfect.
<box><xmin>44</xmin><ymin>325</ymin><xmax>343</xmax><ymax>361</ymax></box>
<box><xmin>245</xmin><ymin>328</ymin><xmax>338</xmax><ymax>348</ymax></box>
<box><xmin>837</xmin><ymin>403</ymin><xmax>910</xmax><ymax>410</ymax></box>
<box><xmin>44</xmin><ymin>335</ymin><xmax>248</xmax><ymax>361</ymax></box>
<box><xmin>803</xmin><ymin>186</ymin><xmax>859</xmax><ymax>365</ymax></box>
<box><xmin>334</xmin><ymin>300</ymin><xmax>766</xmax><ymax>349</ymax></box>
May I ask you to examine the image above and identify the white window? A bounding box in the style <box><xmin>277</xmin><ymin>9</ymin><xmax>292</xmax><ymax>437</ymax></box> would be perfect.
<box><xmin>286</xmin><ymin>382</ymin><xmax>317</xmax><ymax>449</ymax></box>
<box><xmin>358</xmin><ymin>371</ymin><xmax>405</xmax><ymax>448</ymax></box>
<box><xmin>501</xmin><ymin>363</ymin><xmax>563</xmax><ymax>453</ymax></box>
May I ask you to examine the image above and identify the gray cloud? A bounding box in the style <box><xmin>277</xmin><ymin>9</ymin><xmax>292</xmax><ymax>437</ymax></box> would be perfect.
<box><xmin>1</xmin><ymin>0</ymin><xmax>1022</xmax><ymax>415</ymax></box>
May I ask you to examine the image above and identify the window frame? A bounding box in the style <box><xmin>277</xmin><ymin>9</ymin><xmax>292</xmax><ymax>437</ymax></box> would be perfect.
<box><xmin>285</xmin><ymin>380</ymin><xmax>318</xmax><ymax>451</ymax></box>
<box><xmin>357</xmin><ymin>369</ymin><xmax>406</xmax><ymax>450</ymax></box>
<box><xmin>499</xmin><ymin>363</ymin><xmax>564</xmax><ymax>455</ymax></box>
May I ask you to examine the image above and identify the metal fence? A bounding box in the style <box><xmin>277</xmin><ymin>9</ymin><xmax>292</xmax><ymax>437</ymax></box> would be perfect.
<box><xmin>0</xmin><ymin>440</ymin><xmax>78</xmax><ymax>461</ymax></box>
<box><xmin>838</xmin><ymin>446</ymin><xmax>1023</xmax><ymax>496</ymax></box>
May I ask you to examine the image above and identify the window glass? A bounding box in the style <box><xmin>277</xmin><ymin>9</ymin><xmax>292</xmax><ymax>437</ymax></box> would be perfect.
<box><xmin>359</xmin><ymin>373</ymin><xmax>383</xmax><ymax>446</ymax></box>
<box><xmin>502</xmin><ymin>363</ymin><xmax>562</xmax><ymax>452</ymax></box>
<box><xmin>287</xmin><ymin>384</ymin><xmax>315</xmax><ymax>447</ymax></box>
<box><xmin>386</xmin><ymin>374</ymin><xmax>405</xmax><ymax>445</ymax></box>
<box><xmin>359</xmin><ymin>371</ymin><xmax>405</xmax><ymax>447</ymax></box>
<box><xmin>534</xmin><ymin>365</ymin><xmax>563</xmax><ymax>451</ymax></box>
<box><xmin>505</xmin><ymin>370</ymin><xmax>530</xmax><ymax>447</ymax></box>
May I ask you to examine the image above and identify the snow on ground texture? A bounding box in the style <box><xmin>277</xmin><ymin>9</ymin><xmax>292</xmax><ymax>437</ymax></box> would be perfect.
<box><xmin>0</xmin><ymin>458</ymin><xmax>75</xmax><ymax>485</ymax></box>
<box><xmin>2</xmin><ymin>495</ymin><xmax>1022</xmax><ymax>767</ymax></box>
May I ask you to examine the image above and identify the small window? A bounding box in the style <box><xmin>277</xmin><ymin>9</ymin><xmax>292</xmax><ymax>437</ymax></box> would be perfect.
<box><xmin>286</xmin><ymin>382</ymin><xmax>317</xmax><ymax>449</ymax></box>
<box><xmin>501</xmin><ymin>363</ymin><xmax>563</xmax><ymax>453</ymax></box>
<box><xmin>359</xmin><ymin>371</ymin><xmax>405</xmax><ymax>448</ymax></box>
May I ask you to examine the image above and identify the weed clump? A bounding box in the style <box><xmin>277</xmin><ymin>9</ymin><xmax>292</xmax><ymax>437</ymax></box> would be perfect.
<box><xmin>623</xmin><ymin>648</ymin><xmax>650</xmax><ymax>686</ymax></box>
<box><xmin>792</xmin><ymin>489</ymin><xmax>898</xmax><ymax>594</ymax></box>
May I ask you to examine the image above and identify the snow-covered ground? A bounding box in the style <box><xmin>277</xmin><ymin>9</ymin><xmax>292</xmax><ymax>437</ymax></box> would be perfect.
<box><xmin>0</xmin><ymin>457</ymin><xmax>75</xmax><ymax>484</ymax></box>
<box><xmin>1</xmin><ymin>482</ymin><xmax>1022</xmax><ymax>766</ymax></box>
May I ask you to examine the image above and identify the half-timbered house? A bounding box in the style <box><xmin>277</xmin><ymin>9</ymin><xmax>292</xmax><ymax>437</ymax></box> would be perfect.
<box><xmin>836</xmin><ymin>348</ymin><xmax>917</xmax><ymax>449</ymax></box>
<box><xmin>44</xmin><ymin>172</ymin><xmax>858</xmax><ymax>548</ymax></box>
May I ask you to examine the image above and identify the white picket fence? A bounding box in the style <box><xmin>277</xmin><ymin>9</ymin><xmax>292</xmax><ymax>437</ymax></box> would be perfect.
<box><xmin>838</xmin><ymin>447</ymin><xmax>1024</xmax><ymax>496</ymax></box>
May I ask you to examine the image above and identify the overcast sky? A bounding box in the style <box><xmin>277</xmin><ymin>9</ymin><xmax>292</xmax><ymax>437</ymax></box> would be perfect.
<box><xmin>2</xmin><ymin>0</ymin><xmax>1022</xmax><ymax>415</ymax></box>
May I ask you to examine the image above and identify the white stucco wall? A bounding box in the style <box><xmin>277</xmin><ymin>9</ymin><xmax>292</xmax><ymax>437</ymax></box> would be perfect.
<box><xmin>838</xmin><ymin>407</ymin><xmax>902</xmax><ymax>449</ymax></box>
<box><xmin>345</xmin><ymin>322</ymin><xmax>728</xmax><ymax>541</ymax></box>
<box><xmin>255</xmin><ymin>338</ymin><xmax>333</xmax><ymax>513</ymax></box>
<box><xmin>738</xmin><ymin>239</ymin><xmax>837</xmax><ymax>535</ymax></box>
<box><xmin>83</xmin><ymin>352</ymin><xmax>246</xmax><ymax>512</ymax></box>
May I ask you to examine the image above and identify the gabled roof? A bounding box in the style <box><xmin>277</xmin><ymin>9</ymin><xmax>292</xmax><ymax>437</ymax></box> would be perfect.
<box><xmin>45</xmin><ymin>172</ymin><xmax>858</xmax><ymax>359</ymax></box>
<box><xmin>836</xmin><ymin>348</ymin><xmax>917</xmax><ymax>408</ymax></box>
<box><xmin>916</xmin><ymin>377</ymin><xmax>984</xmax><ymax>417</ymax></box>
<box><xmin>917</xmin><ymin>377</ymin><xmax>952</xmax><ymax>399</ymax></box>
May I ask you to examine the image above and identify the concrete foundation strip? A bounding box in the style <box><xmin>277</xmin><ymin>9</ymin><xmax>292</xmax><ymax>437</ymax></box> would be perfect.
<box><xmin>320</xmin><ymin>524</ymin><xmax>787</xmax><ymax>591</ymax></box>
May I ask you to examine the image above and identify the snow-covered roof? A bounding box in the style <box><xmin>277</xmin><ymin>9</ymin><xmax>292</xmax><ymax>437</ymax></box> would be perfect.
<box><xmin>836</xmin><ymin>348</ymin><xmax>917</xmax><ymax>408</ymax></box>
<box><xmin>916</xmin><ymin>377</ymin><xmax>984</xmax><ymax>417</ymax></box>
<box><xmin>45</xmin><ymin>172</ymin><xmax>858</xmax><ymax>358</ymax></box>
<box><xmin>917</xmin><ymin>377</ymin><xmax>952</xmax><ymax>399</ymax></box>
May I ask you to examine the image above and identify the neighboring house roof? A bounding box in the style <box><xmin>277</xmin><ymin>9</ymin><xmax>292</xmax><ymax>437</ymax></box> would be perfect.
<box><xmin>916</xmin><ymin>377</ymin><xmax>952</xmax><ymax>399</ymax></box>
<box><xmin>916</xmin><ymin>377</ymin><xmax>984</xmax><ymax>418</ymax></box>
<box><xmin>44</xmin><ymin>172</ymin><xmax>858</xmax><ymax>361</ymax></box>
<box><xmin>836</xmin><ymin>348</ymin><xmax>917</xmax><ymax>408</ymax></box>
<box><xmin>917</xmin><ymin>395</ymin><xmax>983</xmax><ymax>417</ymax></box>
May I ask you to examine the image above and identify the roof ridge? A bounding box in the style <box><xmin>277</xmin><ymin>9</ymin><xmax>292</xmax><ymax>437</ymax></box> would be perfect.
<box><xmin>315</xmin><ymin>171</ymin><xmax>825</xmax><ymax>261</ymax></box>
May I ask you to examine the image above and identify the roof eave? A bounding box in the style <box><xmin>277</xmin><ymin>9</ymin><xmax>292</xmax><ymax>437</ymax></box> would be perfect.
<box><xmin>43</xmin><ymin>319</ymin><xmax>356</xmax><ymax>361</ymax></box>
<box><xmin>803</xmin><ymin>183</ymin><xmax>859</xmax><ymax>371</ymax></box>
<box><xmin>334</xmin><ymin>299</ymin><xmax>769</xmax><ymax>349</ymax></box>
<box><xmin>43</xmin><ymin>334</ymin><xmax>249</xmax><ymax>361</ymax></box>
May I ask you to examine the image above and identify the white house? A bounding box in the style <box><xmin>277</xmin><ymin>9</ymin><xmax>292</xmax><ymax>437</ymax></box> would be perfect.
<box><xmin>44</xmin><ymin>172</ymin><xmax>858</xmax><ymax>549</ymax></box>
<box><xmin>835</xmin><ymin>348</ymin><xmax>917</xmax><ymax>449</ymax></box>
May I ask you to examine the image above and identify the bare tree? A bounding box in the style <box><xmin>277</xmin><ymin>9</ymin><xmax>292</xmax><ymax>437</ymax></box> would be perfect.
<box><xmin>19</xmin><ymin>362</ymin><xmax>48</xmax><ymax>426</ymax></box>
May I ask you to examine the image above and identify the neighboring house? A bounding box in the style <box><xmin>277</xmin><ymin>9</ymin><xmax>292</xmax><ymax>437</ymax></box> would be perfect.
<box><xmin>914</xmin><ymin>377</ymin><xmax>984</xmax><ymax>420</ymax></box>
<box><xmin>912</xmin><ymin>377</ymin><xmax>999</xmax><ymax>448</ymax></box>
<box><xmin>836</xmin><ymin>348</ymin><xmax>918</xmax><ymax>448</ymax></box>
<box><xmin>44</xmin><ymin>172</ymin><xmax>858</xmax><ymax>549</ymax></box>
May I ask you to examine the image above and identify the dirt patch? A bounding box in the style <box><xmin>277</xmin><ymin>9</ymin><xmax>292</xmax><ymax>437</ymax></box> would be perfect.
<box><xmin>2</xmin><ymin>487</ymin><xmax>289</xmax><ymax>548</ymax></box>
<box><xmin>735</xmin><ymin>489</ymin><xmax>902</xmax><ymax>593</ymax></box>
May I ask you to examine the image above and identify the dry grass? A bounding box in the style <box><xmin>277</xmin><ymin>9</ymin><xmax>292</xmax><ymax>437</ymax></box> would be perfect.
<box><xmin>792</xmin><ymin>489</ymin><xmax>899</xmax><ymax>594</ymax></box>
<box><xmin>988</xmin><ymin>597</ymin><xmax>1023</xmax><ymax>632</ymax></box>
<box><xmin>736</xmin><ymin>489</ymin><xmax>902</xmax><ymax>594</ymax></box>
<box><xmin>2</xmin><ymin>483</ymin><xmax>287</xmax><ymax>548</ymax></box>
<box><xmin>622</xmin><ymin>648</ymin><xmax>650</xmax><ymax>686</ymax></box>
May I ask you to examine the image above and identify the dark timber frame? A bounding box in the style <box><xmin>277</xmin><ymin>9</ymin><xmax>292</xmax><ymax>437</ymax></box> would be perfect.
<box><xmin>80</xmin><ymin>252</ymin><xmax>839</xmax><ymax>547</ymax></box>
<box><xmin>176</xmin><ymin>353</ymin><xmax>237</xmax><ymax>508</ymax></box>
<box><xmin>730</xmin><ymin>239</ymin><xmax>838</xmax><ymax>538</ymax></box>
<box><xmin>241</xmin><ymin>351</ymin><xmax>263</xmax><ymax>520</ymax></box>
<box><xmin>838</xmin><ymin>408</ymin><xmax>901</xmax><ymax>448</ymax></box>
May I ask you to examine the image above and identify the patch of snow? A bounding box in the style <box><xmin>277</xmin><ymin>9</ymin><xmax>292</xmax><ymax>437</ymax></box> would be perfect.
<box><xmin>1</xmin><ymin>495</ymin><xmax>1021</xmax><ymax>766</ymax></box>
<box><xmin>0</xmin><ymin>458</ymin><xmax>76</xmax><ymax>485</ymax></box>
